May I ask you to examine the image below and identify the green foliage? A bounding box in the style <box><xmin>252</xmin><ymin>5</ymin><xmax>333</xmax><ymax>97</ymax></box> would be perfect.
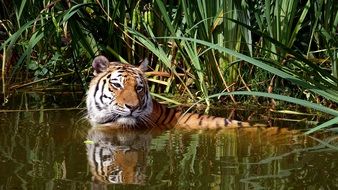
<box><xmin>1</xmin><ymin>0</ymin><xmax>337</xmax><ymax>132</ymax></box>
<box><xmin>2</xmin><ymin>1</ymin><xmax>138</xmax><ymax>82</ymax></box>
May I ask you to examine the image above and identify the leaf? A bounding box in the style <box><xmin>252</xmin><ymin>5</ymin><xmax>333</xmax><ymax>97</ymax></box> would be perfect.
<box><xmin>305</xmin><ymin>116</ymin><xmax>338</xmax><ymax>135</ymax></box>
<box><xmin>27</xmin><ymin>61</ymin><xmax>39</xmax><ymax>70</ymax></box>
<box><xmin>84</xmin><ymin>140</ymin><xmax>94</xmax><ymax>144</ymax></box>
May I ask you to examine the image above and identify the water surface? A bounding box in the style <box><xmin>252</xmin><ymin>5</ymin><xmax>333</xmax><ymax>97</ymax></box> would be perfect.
<box><xmin>1</xmin><ymin>92</ymin><xmax>337</xmax><ymax>189</ymax></box>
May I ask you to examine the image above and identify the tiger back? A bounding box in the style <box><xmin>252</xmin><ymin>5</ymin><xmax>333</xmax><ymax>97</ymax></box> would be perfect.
<box><xmin>86</xmin><ymin>56</ymin><xmax>253</xmax><ymax>129</ymax></box>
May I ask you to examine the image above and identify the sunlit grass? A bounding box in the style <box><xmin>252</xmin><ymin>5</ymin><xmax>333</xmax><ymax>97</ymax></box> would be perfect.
<box><xmin>1</xmin><ymin>0</ymin><xmax>337</xmax><ymax>133</ymax></box>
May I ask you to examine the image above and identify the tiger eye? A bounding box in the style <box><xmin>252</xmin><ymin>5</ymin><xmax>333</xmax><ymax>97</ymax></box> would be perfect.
<box><xmin>136</xmin><ymin>86</ymin><xmax>143</xmax><ymax>91</ymax></box>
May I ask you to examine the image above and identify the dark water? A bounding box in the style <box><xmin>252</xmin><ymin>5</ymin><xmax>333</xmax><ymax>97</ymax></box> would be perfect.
<box><xmin>1</xmin><ymin>92</ymin><xmax>338</xmax><ymax>189</ymax></box>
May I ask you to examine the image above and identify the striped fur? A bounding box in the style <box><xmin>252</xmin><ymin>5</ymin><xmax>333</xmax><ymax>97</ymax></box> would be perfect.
<box><xmin>86</xmin><ymin>128</ymin><xmax>148</xmax><ymax>184</ymax></box>
<box><xmin>86</xmin><ymin>56</ymin><xmax>251</xmax><ymax>129</ymax></box>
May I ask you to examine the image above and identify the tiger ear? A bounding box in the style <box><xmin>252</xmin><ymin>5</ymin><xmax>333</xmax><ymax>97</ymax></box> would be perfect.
<box><xmin>92</xmin><ymin>56</ymin><xmax>110</xmax><ymax>76</ymax></box>
<box><xmin>138</xmin><ymin>58</ymin><xmax>149</xmax><ymax>72</ymax></box>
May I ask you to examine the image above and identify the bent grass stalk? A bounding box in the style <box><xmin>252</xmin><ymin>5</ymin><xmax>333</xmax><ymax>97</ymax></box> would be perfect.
<box><xmin>160</xmin><ymin>37</ymin><xmax>338</xmax><ymax>103</ymax></box>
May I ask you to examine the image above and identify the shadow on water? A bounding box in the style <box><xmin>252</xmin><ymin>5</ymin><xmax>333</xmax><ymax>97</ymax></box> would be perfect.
<box><xmin>1</xmin><ymin>92</ymin><xmax>338</xmax><ymax>189</ymax></box>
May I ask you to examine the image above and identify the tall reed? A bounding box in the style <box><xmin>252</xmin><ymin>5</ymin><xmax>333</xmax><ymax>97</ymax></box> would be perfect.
<box><xmin>1</xmin><ymin>1</ymin><xmax>338</xmax><ymax>133</ymax></box>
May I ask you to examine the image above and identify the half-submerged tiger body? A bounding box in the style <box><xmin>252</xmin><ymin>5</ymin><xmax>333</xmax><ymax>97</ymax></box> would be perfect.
<box><xmin>86</xmin><ymin>56</ymin><xmax>250</xmax><ymax>129</ymax></box>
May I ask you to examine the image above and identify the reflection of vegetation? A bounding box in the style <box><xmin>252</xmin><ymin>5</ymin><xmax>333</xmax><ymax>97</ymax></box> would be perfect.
<box><xmin>0</xmin><ymin>93</ymin><xmax>90</xmax><ymax>189</ymax></box>
<box><xmin>240</xmin><ymin>133</ymin><xmax>338</xmax><ymax>189</ymax></box>
<box><xmin>147</xmin><ymin>128</ymin><xmax>338</xmax><ymax>189</ymax></box>
<box><xmin>1</xmin><ymin>1</ymin><xmax>337</xmax><ymax>131</ymax></box>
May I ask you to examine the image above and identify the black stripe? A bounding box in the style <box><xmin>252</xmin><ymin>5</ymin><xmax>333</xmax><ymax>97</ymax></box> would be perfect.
<box><xmin>99</xmin><ymin>148</ymin><xmax>105</xmax><ymax>176</ymax></box>
<box><xmin>183</xmin><ymin>113</ymin><xmax>194</xmax><ymax>124</ymax></box>
<box><xmin>93</xmin><ymin>74</ymin><xmax>108</xmax><ymax>99</ymax></box>
<box><xmin>93</xmin><ymin>82</ymin><xmax>100</xmax><ymax>100</ymax></box>
<box><xmin>99</xmin><ymin>79</ymin><xmax>107</xmax><ymax>104</ymax></box>
<box><xmin>95</xmin><ymin>102</ymin><xmax>102</xmax><ymax>111</ymax></box>
<box><xmin>93</xmin><ymin>76</ymin><xmax>108</xmax><ymax>111</ymax></box>
<box><xmin>164</xmin><ymin>108</ymin><xmax>176</xmax><ymax>124</ymax></box>
<box><xmin>102</xmin><ymin>94</ymin><xmax>112</xmax><ymax>99</ymax></box>
<box><xmin>158</xmin><ymin>106</ymin><xmax>170</xmax><ymax>124</ymax></box>
<box><xmin>141</xmin><ymin>95</ymin><xmax>149</xmax><ymax>110</ymax></box>
<box><xmin>108</xmin><ymin>85</ymin><xmax>114</xmax><ymax>92</ymax></box>
<box><xmin>159</xmin><ymin>107</ymin><xmax>171</xmax><ymax>124</ymax></box>
<box><xmin>93</xmin><ymin>146</ymin><xmax>100</xmax><ymax>176</ymax></box>
<box><xmin>164</xmin><ymin>107</ymin><xmax>170</xmax><ymax>115</ymax></box>
<box><xmin>198</xmin><ymin>117</ymin><xmax>204</xmax><ymax>126</ymax></box>
<box><xmin>154</xmin><ymin>104</ymin><xmax>164</xmax><ymax>124</ymax></box>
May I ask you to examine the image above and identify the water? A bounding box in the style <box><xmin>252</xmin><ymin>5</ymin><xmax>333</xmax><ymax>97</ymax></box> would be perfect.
<box><xmin>1</xmin><ymin>92</ymin><xmax>338</xmax><ymax>189</ymax></box>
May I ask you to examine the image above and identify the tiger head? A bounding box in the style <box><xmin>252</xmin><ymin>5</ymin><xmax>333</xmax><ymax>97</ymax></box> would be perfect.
<box><xmin>86</xmin><ymin>56</ymin><xmax>153</xmax><ymax>127</ymax></box>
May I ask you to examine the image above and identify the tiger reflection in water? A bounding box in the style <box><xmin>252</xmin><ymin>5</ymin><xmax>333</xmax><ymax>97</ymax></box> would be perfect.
<box><xmin>86</xmin><ymin>127</ymin><xmax>154</xmax><ymax>185</ymax></box>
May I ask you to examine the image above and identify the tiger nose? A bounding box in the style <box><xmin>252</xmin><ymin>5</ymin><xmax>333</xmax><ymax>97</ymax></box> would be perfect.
<box><xmin>125</xmin><ymin>104</ymin><xmax>137</xmax><ymax>111</ymax></box>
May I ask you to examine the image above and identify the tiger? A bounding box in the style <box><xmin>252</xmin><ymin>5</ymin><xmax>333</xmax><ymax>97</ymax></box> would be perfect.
<box><xmin>86</xmin><ymin>55</ymin><xmax>253</xmax><ymax>129</ymax></box>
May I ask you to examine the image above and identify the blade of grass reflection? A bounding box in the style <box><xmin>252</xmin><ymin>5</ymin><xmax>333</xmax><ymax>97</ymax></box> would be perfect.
<box><xmin>258</xmin><ymin>136</ymin><xmax>337</xmax><ymax>165</ymax></box>
<box><xmin>2</xmin><ymin>93</ymin><xmax>26</xmax><ymax>160</ymax></box>
<box><xmin>240</xmin><ymin>170</ymin><xmax>291</xmax><ymax>190</ymax></box>
<box><xmin>307</xmin><ymin>135</ymin><xmax>338</xmax><ymax>151</ymax></box>
<box><xmin>150</xmin><ymin>132</ymin><xmax>170</xmax><ymax>151</ymax></box>
<box><xmin>179</xmin><ymin>133</ymin><xmax>199</xmax><ymax>174</ymax></box>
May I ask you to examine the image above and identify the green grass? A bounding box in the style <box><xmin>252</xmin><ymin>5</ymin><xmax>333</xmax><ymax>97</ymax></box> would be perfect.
<box><xmin>1</xmin><ymin>0</ymin><xmax>337</xmax><ymax>133</ymax></box>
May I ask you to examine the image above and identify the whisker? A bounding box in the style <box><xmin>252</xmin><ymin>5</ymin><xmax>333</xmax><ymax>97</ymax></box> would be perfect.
<box><xmin>140</xmin><ymin>116</ymin><xmax>156</xmax><ymax>129</ymax></box>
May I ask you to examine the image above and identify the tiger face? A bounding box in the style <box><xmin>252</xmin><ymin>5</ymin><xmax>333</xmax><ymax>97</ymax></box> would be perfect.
<box><xmin>86</xmin><ymin>56</ymin><xmax>153</xmax><ymax>126</ymax></box>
